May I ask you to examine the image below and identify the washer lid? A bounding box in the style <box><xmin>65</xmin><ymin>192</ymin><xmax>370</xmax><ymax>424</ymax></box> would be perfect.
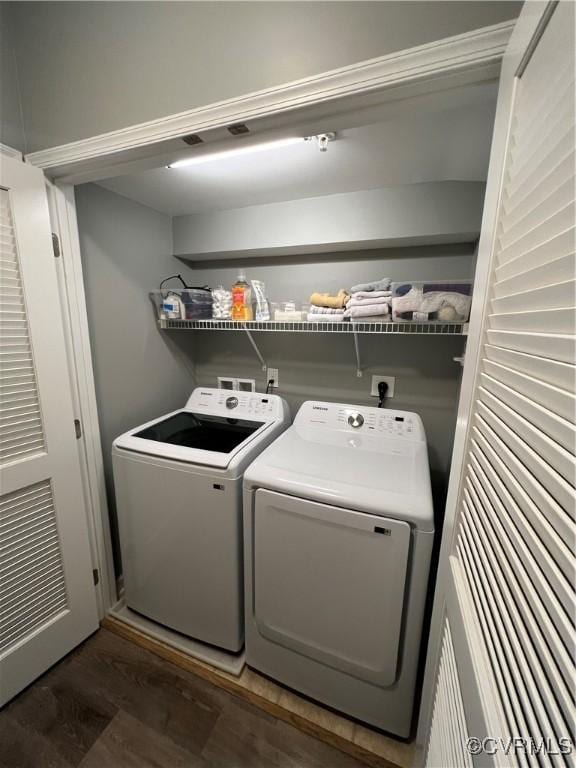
<box><xmin>244</xmin><ymin>405</ymin><xmax>434</xmax><ymax>531</ymax></box>
<box><xmin>114</xmin><ymin>409</ymin><xmax>272</xmax><ymax>468</ymax></box>
<box><xmin>134</xmin><ymin>411</ymin><xmax>265</xmax><ymax>453</ymax></box>
<box><xmin>113</xmin><ymin>387</ymin><xmax>289</xmax><ymax>469</ymax></box>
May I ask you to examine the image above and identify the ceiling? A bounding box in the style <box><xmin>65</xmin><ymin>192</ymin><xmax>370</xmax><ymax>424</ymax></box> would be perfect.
<box><xmin>97</xmin><ymin>81</ymin><xmax>498</xmax><ymax>217</ymax></box>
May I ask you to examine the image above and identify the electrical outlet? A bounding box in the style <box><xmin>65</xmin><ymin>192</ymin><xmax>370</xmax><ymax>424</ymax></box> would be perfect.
<box><xmin>370</xmin><ymin>375</ymin><xmax>395</xmax><ymax>398</ymax></box>
<box><xmin>266</xmin><ymin>367</ymin><xmax>279</xmax><ymax>388</ymax></box>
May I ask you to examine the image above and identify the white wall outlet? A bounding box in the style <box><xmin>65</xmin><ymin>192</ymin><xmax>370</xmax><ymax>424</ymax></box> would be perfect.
<box><xmin>266</xmin><ymin>367</ymin><xmax>279</xmax><ymax>388</ymax></box>
<box><xmin>370</xmin><ymin>375</ymin><xmax>395</xmax><ymax>398</ymax></box>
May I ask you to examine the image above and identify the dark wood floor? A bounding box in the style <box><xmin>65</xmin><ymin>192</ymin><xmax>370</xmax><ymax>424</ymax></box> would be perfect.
<box><xmin>0</xmin><ymin>629</ymin><xmax>371</xmax><ymax>768</ymax></box>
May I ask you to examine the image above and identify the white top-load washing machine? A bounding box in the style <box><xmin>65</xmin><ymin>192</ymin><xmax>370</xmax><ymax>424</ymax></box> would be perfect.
<box><xmin>112</xmin><ymin>387</ymin><xmax>290</xmax><ymax>652</ymax></box>
<box><xmin>243</xmin><ymin>400</ymin><xmax>434</xmax><ymax>737</ymax></box>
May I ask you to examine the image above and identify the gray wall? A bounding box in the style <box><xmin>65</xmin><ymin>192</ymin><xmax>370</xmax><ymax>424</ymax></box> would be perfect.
<box><xmin>184</xmin><ymin>242</ymin><xmax>476</xmax><ymax>305</ymax></box>
<box><xmin>186</xmin><ymin>243</ymin><xmax>475</xmax><ymax>510</ymax></box>
<box><xmin>173</xmin><ymin>182</ymin><xmax>485</xmax><ymax>260</ymax></box>
<box><xmin>7</xmin><ymin>1</ymin><xmax>521</xmax><ymax>153</ymax></box>
<box><xmin>0</xmin><ymin>3</ymin><xmax>26</xmax><ymax>152</ymax></box>
<box><xmin>75</xmin><ymin>183</ymin><xmax>196</xmax><ymax>568</ymax></box>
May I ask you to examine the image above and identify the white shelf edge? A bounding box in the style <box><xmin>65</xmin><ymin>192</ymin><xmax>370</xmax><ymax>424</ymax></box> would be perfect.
<box><xmin>159</xmin><ymin>319</ymin><xmax>467</xmax><ymax>335</ymax></box>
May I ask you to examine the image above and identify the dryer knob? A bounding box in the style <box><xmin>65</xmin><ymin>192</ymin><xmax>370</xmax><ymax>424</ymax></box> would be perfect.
<box><xmin>226</xmin><ymin>396</ymin><xmax>239</xmax><ymax>409</ymax></box>
<box><xmin>348</xmin><ymin>412</ymin><xmax>364</xmax><ymax>428</ymax></box>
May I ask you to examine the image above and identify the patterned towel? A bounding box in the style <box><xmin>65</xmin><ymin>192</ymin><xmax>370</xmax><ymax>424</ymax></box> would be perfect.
<box><xmin>308</xmin><ymin>306</ymin><xmax>346</xmax><ymax>315</ymax></box>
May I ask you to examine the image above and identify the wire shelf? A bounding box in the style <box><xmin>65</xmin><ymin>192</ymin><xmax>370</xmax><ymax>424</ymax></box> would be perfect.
<box><xmin>161</xmin><ymin>319</ymin><xmax>468</xmax><ymax>335</ymax></box>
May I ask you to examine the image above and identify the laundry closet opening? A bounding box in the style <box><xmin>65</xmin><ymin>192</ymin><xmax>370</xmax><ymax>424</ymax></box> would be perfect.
<box><xmin>74</xmin><ymin>79</ymin><xmax>496</xmax><ymax>583</ymax></box>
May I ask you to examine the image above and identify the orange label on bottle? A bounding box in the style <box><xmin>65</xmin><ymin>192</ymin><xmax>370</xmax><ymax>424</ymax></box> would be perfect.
<box><xmin>232</xmin><ymin>286</ymin><xmax>247</xmax><ymax>320</ymax></box>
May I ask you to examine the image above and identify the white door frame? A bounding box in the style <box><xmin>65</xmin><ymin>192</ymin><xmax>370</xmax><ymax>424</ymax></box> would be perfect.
<box><xmin>23</xmin><ymin>20</ymin><xmax>515</xmax><ymax>617</ymax></box>
<box><xmin>47</xmin><ymin>181</ymin><xmax>116</xmax><ymax>617</ymax></box>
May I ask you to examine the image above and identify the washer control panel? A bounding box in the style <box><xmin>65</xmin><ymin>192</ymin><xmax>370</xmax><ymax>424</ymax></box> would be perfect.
<box><xmin>297</xmin><ymin>400</ymin><xmax>424</xmax><ymax>441</ymax></box>
<box><xmin>186</xmin><ymin>387</ymin><xmax>284</xmax><ymax>421</ymax></box>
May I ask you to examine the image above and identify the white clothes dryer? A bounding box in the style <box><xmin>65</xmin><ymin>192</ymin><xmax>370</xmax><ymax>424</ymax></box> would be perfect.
<box><xmin>113</xmin><ymin>387</ymin><xmax>290</xmax><ymax>652</ymax></box>
<box><xmin>243</xmin><ymin>400</ymin><xmax>434</xmax><ymax>736</ymax></box>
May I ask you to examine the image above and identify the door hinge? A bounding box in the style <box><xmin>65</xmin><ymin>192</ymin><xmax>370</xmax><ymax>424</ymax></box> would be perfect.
<box><xmin>93</xmin><ymin>568</ymin><xmax>99</xmax><ymax>586</ymax></box>
<box><xmin>52</xmin><ymin>233</ymin><xmax>61</xmax><ymax>258</ymax></box>
<box><xmin>74</xmin><ymin>418</ymin><xmax>82</xmax><ymax>439</ymax></box>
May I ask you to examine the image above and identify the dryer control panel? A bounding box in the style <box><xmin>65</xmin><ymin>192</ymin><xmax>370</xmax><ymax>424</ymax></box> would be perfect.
<box><xmin>185</xmin><ymin>387</ymin><xmax>286</xmax><ymax>421</ymax></box>
<box><xmin>295</xmin><ymin>401</ymin><xmax>425</xmax><ymax>442</ymax></box>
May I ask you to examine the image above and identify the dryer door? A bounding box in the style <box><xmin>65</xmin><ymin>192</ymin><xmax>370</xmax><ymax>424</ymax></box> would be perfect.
<box><xmin>253</xmin><ymin>489</ymin><xmax>411</xmax><ymax>686</ymax></box>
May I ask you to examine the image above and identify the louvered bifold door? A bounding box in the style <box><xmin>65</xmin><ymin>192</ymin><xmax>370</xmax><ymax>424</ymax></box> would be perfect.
<box><xmin>0</xmin><ymin>190</ymin><xmax>46</xmax><ymax>463</ymax></box>
<box><xmin>426</xmin><ymin>618</ymin><xmax>473</xmax><ymax>768</ymax></box>
<box><xmin>0</xmin><ymin>154</ymin><xmax>98</xmax><ymax>706</ymax></box>
<box><xmin>423</xmin><ymin>3</ymin><xmax>575</xmax><ymax>766</ymax></box>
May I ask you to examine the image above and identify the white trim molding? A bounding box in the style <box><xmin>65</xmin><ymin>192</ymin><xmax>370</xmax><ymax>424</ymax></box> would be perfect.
<box><xmin>0</xmin><ymin>143</ymin><xmax>23</xmax><ymax>162</ymax></box>
<box><xmin>48</xmin><ymin>181</ymin><xmax>117</xmax><ymax>617</ymax></box>
<box><xmin>27</xmin><ymin>21</ymin><xmax>514</xmax><ymax>174</ymax></box>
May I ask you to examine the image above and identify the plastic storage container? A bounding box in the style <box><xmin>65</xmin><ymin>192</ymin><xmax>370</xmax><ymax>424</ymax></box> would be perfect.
<box><xmin>271</xmin><ymin>302</ymin><xmax>308</xmax><ymax>322</ymax></box>
<box><xmin>152</xmin><ymin>288</ymin><xmax>213</xmax><ymax>321</ymax></box>
<box><xmin>212</xmin><ymin>286</ymin><xmax>233</xmax><ymax>319</ymax></box>
<box><xmin>391</xmin><ymin>281</ymin><xmax>472</xmax><ymax>323</ymax></box>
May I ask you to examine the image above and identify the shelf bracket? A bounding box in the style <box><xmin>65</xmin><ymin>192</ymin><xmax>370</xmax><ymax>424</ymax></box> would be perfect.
<box><xmin>243</xmin><ymin>325</ymin><xmax>267</xmax><ymax>371</ymax></box>
<box><xmin>353</xmin><ymin>329</ymin><xmax>363</xmax><ymax>378</ymax></box>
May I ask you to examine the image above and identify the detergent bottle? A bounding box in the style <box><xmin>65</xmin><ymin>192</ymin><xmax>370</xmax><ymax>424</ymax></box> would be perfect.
<box><xmin>231</xmin><ymin>270</ymin><xmax>252</xmax><ymax>321</ymax></box>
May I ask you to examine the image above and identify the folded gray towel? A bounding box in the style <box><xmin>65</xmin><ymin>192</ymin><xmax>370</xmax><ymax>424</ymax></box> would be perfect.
<box><xmin>351</xmin><ymin>290</ymin><xmax>392</xmax><ymax>300</ymax></box>
<box><xmin>347</xmin><ymin>296</ymin><xmax>390</xmax><ymax>309</ymax></box>
<box><xmin>344</xmin><ymin>303</ymin><xmax>389</xmax><ymax>318</ymax></box>
<box><xmin>351</xmin><ymin>277</ymin><xmax>391</xmax><ymax>293</ymax></box>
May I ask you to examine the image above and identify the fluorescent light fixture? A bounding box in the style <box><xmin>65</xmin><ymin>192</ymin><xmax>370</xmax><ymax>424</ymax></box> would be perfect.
<box><xmin>167</xmin><ymin>137</ymin><xmax>304</xmax><ymax>169</ymax></box>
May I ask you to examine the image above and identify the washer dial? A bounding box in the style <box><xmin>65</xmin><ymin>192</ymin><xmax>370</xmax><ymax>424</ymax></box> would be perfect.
<box><xmin>348</xmin><ymin>412</ymin><xmax>364</xmax><ymax>428</ymax></box>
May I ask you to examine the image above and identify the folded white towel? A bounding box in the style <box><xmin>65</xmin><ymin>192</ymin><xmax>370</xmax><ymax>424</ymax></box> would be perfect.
<box><xmin>349</xmin><ymin>290</ymin><xmax>392</xmax><ymax>300</ymax></box>
<box><xmin>346</xmin><ymin>296</ymin><xmax>391</xmax><ymax>309</ymax></box>
<box><xmin>307</xmin><ymin>313</ymin><xmax>347</xmax><ymax>323</ymax></box>
<box><xmin>344</xmin><ymin>304</ymin><xmax>389</xmax><ymax>318</ymax></box>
